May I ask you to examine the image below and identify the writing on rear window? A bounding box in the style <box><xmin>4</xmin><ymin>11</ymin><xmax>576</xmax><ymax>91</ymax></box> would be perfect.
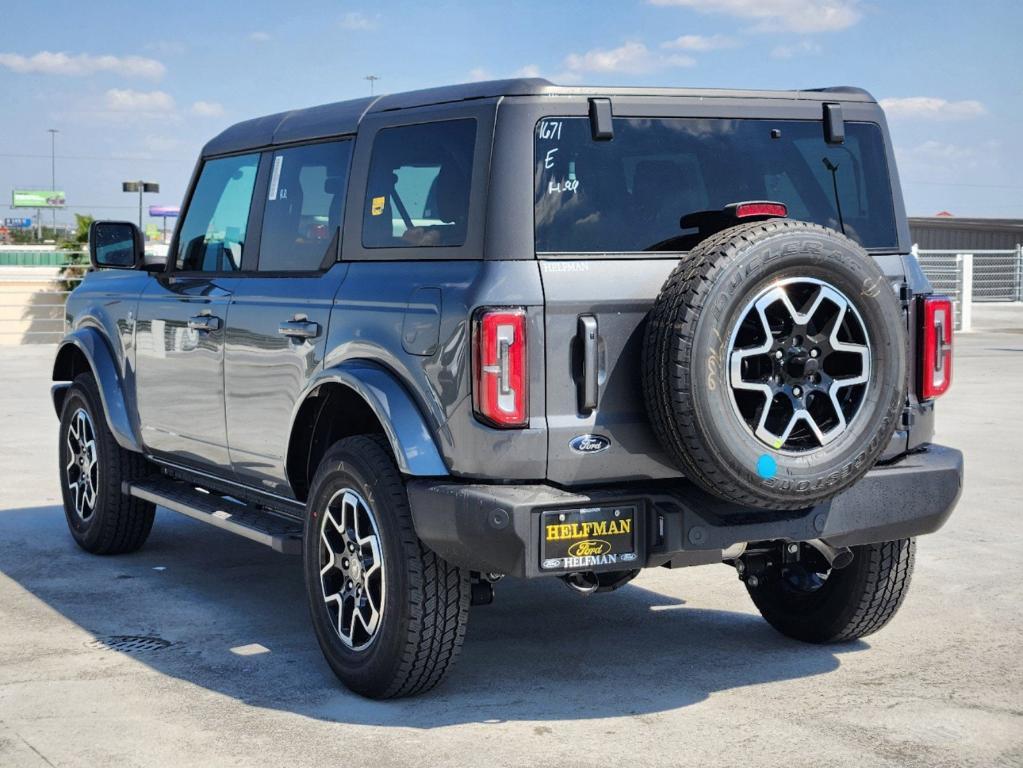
<box><xmin>534</xmin><ymin>117</ymin><xmax>898</xmax><ymax>253</ymax></box>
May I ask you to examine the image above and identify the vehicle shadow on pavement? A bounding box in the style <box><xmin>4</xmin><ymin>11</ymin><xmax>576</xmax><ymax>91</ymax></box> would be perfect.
<box><xmin>0</xmin><ymin>505</ymin><xmax>864</xmax><ymax>727</ymax></box>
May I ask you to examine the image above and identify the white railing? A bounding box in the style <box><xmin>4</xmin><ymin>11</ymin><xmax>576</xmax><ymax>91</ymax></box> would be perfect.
<box><xmin>913</xmin><ymin>245</ymin><xmax>1023</xmax><ymax>332</ymax></box>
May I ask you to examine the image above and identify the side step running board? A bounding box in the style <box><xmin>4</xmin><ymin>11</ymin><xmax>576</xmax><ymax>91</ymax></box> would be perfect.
<box><xmin>125</xmin><ymin>477</ymin><xmax>303</xmax><ymax>555</ymax></box>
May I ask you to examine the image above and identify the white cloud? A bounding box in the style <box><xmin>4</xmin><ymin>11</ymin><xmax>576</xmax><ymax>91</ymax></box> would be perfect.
<box><xmin>0</xmin><ymin>50</ymin><xmax>166</xmax><ymax>79</ymax></box>
<box><xmin>103</xmin><ymin>88</ymin><xmax>176</xmax><ymax>113</ymax></box>
<box><xmin>880</xmin><ymin>97</ymin><xmax>987</xmax><ymax>121</ymax></box>
<box><xmin>467</xmin><ymin>67</ymin><xmax>492</xmax><ymax>82</ymax></box>
<box><xmin>564</xmin><ymin>41</ymin><xmax>695</xmax><ymax>74</ymax></box>
<box><xmin>514</xmin><ymin>64</ymin><xmax>544</xmax><ymax>78</ymax></box>
<box><xmin>191</xmin><ymin>100</ymin><xmax>225</xmax><ymax>117</ymax></box>
<box><xmin>249</xmin><ymin>31</ymin><xmax>271</xmax><ymax>43</ymax></box>
<box><xmin>770</xmin><ymin>40</ymin><xmax>822</xmax><ymax>58</ymax></box>
<box><xmin>661</xmin><ymin>34</ymin><xmax>739</xmax><ymax>51</ymax></box>
<box><xmin>649</xmin><ymin>0</ymin><xmax>861</xmax><ymax>33</ymax></box>
<box><xmin>340</xmin><ymin>11</ymin><xmax>377</xmax><ymax>30</ymax></box>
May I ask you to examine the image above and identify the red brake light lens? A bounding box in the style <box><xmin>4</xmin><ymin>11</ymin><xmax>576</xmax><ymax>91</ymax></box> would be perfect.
<box><xmin>472</xmin><ymin>308</ymin><xmax>528</xmax><ymax>428</ymax></box>
<box><xmin>735</xmin><ymin>201</ymin><xmax>788</xmax><ymax>219</ymax></box>
<box><xmin>920</xmin><ymin>295</ymin><xmax>953</xmax><ymax>399</ymax></box>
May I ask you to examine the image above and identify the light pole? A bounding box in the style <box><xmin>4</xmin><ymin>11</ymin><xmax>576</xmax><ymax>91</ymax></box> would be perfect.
<box><xmin>47</xmin><ymin>128</ymin><xmax>58</xmax><ymax>235</ymax></box>
<box><xmin>364</xmin><ymin>74</ymin><xmax>380</xmax><ymax>95</ymax></box>
<box><xmin>122</xmin><ymin>181</ymin><xmax>160</xmax><ymax>234</ymax></box>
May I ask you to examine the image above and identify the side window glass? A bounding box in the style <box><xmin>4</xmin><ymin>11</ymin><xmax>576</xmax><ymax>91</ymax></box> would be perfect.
<box><xmin>362</xmin><ymin>119</ymin><xmax>476</xmax><ymax>248</ymax></box>
<box><xmin>258</xmin><ymin>140</ymin><xmax>353</xmax><ymax>272</ymax></box>
<box><xmin>175</xmin><ymin>154</ymin><xmax>259</xmax><ymax>272</ymax></box>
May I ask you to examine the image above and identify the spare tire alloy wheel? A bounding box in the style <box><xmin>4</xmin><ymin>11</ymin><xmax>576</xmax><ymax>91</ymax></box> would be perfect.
<box><xmin>643</xmin><ymin>220</ymin><xmax>906</xmax><ymax>509</ymax></box>
<box><xmin>318</xmin><ymin>488</ymin><xmax>385</xmax><ymax>651</ymax></box>
<box><xmin>728</xmin><ymin>277</ymin><xmax>870</xmax><ymax>453</ymax></box>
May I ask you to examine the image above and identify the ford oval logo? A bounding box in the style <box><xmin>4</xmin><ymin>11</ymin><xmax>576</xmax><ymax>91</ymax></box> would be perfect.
<box><xmin>569</xmin><ymin>434</ymin><xmax>611</xmax><ymax>454</ymax></box>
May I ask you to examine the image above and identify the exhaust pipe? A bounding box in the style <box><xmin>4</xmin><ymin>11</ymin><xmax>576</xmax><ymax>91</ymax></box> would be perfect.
<box><xmin>561</xmin><ymin>572</ymin><xmax>600</xmax><ymax>595</ymax></box>
<box><xmin>807</xmin><ymin>539</ymin><xmax>854</xmax><ymax>570</ymax></box>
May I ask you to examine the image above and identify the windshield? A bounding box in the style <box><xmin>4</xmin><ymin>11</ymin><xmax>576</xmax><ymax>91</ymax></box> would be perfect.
<box><xmin>534</xmin><ymin>117</ymin><xmax>897</xmax><ymax>253</ymax></box>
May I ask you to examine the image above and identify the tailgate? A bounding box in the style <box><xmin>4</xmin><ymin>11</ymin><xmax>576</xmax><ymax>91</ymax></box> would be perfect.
<box><xmin>540</xmin><ymin>258</ymin><xmax>683</xmax><ymax>485</ymax></box>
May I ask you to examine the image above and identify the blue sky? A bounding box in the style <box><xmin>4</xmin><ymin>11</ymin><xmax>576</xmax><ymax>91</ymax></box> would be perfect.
<box><xmin>1</xmin><ymin>0</ymin><xmax>1020</xmax><ymax>229</ymax></box>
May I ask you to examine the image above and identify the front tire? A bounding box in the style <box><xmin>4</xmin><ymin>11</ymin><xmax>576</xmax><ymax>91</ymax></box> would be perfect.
<box><xmin>747</xmin><ymin>538</ymin><xmax>915</xmax><ymax>643</ymax></box>
<box><xmin>58</xmin><ymin>373</ymin><xmax>155</xmax><ymax>554</ymax></box>
<box><xmin>303</xmin><ymin>435</ymin><xmax>470</xmax><ymax>699</ymax></box>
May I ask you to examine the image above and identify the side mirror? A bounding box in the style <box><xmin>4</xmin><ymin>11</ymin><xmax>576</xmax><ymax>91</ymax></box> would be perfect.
<box><xmin>89</xmin><ymin>220</ymin><xmax>144</xmax><ymax>269</ymax></box>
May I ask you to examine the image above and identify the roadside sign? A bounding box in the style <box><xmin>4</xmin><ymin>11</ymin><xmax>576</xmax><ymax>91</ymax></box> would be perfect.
<box><xmin>12</xmin><ymin>189</ymin><xmax>65</xmax><ymax>208</ymax></box>
<box><xmin>149</xmin><ymin>205</ymin><xmax>180</xmax><ymax>217</ymax></box>
<box><xmin>3</xmin><ymin>218</ymin><xmax>33</xmax><ymax>228</ymax></box>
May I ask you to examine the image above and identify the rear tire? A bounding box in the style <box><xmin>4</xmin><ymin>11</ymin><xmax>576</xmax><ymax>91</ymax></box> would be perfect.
<box><xmin>303</xmin><ymin>435</ymin><xmax>470</xmax><ymax>699</ymax></box>
<box><xmin>58</xmin><ymin>373</ymin><xmax>155</xmax><ymax>554</ymax></box>
<box><xmin>747</xmin><ymin>538</ymin><xmax>915</xmax><ymax>643</ymax></box>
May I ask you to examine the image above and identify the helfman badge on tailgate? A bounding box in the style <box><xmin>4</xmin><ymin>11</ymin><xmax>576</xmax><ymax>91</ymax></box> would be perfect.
<box><xmin>569</xmin><ymin>434</ymin><xmax>611</xmax><ymax>454</ymax></box>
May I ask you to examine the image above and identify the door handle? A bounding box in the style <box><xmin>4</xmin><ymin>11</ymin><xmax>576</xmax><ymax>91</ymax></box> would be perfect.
<box><xmin>578</xmin><ymin>315</ymin><xmax>599</xmax><ymax>412</ymax></box>
<box><xmin>187</xmin><ymin>314</ymin><xmax>221</xmax><ymax>333</ymax></box>
<box><xmin>278</xmin><ymin>320</ymin><xmax>321</xmax><ymax>340</ymax></box>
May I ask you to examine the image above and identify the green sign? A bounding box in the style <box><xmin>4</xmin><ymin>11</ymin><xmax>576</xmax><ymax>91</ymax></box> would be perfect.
<box><xmin>11</xmin><ymin>189</ymin><xmax>66</xmax><ymax>208</ymax></box>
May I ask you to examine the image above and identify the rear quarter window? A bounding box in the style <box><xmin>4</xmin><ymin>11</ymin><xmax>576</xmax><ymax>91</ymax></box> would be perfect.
<box><xmin>362</xmin><ymin>119</ymin><xmax>476</xmax><ymax>249</ymax></box>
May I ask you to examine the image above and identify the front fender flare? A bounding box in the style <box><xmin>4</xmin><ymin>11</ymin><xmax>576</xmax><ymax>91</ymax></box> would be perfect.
<box><xmin>52</xmin><ymin>328</ymin><xmax>141</xmax><ymax>453</ymax></box>
<box><xmin>294</xmin><ymin>360</ymin><xmax>448</xmax><ymax>477</ymax></box>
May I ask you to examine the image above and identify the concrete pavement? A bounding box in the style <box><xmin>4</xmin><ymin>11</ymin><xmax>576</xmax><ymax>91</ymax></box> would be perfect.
<box><xmin>1</xmin><ymin>308</ymin><xmax>1021</xmax><ymax>768</ymax></box>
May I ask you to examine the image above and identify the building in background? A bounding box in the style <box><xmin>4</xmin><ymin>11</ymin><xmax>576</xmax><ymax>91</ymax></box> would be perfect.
<box><xmin>909</xmin><ymin>216</ymin><xmax>1023</xmax><ymax>251</ymax></box>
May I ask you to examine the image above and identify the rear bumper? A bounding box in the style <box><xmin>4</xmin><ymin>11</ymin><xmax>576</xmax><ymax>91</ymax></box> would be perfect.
<box><xmin>407</xmin><ymin>444</ymin><xmax>963</xmax><ymax>578</ymax></box>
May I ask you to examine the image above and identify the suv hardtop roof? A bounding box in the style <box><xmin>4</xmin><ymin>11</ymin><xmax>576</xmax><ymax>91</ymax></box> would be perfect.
<box><xmin>202</xmin><ymin>78</ymin><xmax>877</xmax><ymax>157</ymax></box>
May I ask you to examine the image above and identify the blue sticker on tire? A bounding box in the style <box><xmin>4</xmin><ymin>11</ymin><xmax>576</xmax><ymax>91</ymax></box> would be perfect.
<box><xmin>757</xmin><ymin>454</ymin><xmax>777</xmax><ymax>479</ymax></box>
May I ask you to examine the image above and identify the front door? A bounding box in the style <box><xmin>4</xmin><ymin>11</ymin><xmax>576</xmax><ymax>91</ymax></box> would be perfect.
<box><xmin>224</xmin><ymin>139</ymin><xmax>353</xmax><ymax>492</ymax></box>
<box><xmin>135</xmin><ymin>151</ymin><xmax>260</xmax><ymax>472</ymax></box>
<box><xmin>135</xmin><ymin>276</ymin><xmax>237</xmax><ymax>469</ymax></box>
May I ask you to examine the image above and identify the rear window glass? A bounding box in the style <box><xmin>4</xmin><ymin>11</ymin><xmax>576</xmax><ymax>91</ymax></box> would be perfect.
<box><xmin>534</xmin><ymin>117</ymin><xmax>897</xmax><ymax>252</ymax></box>
<box><xmin>363</xmin><ymin>119</ymin><xmax>476</xmax><ymax>248</ymax></box>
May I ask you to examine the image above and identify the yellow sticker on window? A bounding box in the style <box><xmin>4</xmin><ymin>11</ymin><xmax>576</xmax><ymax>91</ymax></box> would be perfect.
<box><xmin>371</xmin><ymin>196</ymin><xmax>386</xmax><ymax>216</ymax></box>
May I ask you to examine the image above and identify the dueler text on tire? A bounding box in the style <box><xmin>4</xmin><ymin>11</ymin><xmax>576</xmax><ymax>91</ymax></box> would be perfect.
<box><xmin>58</xmin><ymin>373</ymin><xmax>156</xmax><ymax>554</ymax></box>
<box><xmin>303</xmin><ymin>435</ymin><xmax>470</xmax><ymax>699</ymax></box>
<box><xmin>643</xmin><ymin>219</ymin><xmax>907</xmax><ymax>509</ymax></box>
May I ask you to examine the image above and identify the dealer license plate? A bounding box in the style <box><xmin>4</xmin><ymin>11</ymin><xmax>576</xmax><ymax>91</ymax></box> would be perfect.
<box><xmin>540</xmin><ymin>505</ymin><xmax>637</xmax><ymax>571</ymax></box>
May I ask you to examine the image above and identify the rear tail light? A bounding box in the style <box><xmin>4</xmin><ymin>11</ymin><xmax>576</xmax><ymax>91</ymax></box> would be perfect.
<box><xmin>920</xmin><ymin>295</ymin><xmax>953</xmax><ymax>399</ymax></box>
<box><xmin>472</xmin><ymin>307</ymin><xmax>528</xmax><ymax>427</ymax></box>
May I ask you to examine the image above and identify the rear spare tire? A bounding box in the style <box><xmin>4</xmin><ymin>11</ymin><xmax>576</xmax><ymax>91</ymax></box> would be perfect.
<box><xmin>643</xmin><ymin>219</ymin><xmax>906</xmax><ymax>509</ymax></box>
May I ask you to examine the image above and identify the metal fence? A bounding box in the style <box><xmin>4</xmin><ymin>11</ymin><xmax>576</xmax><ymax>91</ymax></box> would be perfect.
<box><xmin>913</xmin><ymin>245</ymin><xmax>1023</xmax><ymax>332</ymax></box>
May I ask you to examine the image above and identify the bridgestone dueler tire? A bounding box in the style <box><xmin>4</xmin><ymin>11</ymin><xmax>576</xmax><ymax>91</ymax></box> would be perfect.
<box><xmin>303</xmin><ymin>435</ymin><xmax>470</xmax><ymax>699</ymax></box>
<box><xmin>58</xmin><ymin>373</ymin><xmax>156</xmax><ymax>554</ymax></box>
<box><xmin>748</xmin><ymin>538</ymin><xmax>915</xmax><ymax>642</ymax></box>
<box><xmin>643</xmin><ymin>219</ymin><xmax>907</xmax><ymax>509</ymax></box>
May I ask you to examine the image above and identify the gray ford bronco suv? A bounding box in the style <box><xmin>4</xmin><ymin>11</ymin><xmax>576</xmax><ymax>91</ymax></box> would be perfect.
<box><xmin>53</xmin><ymin>79</ymin><xmax>963</xmax><ymax>698</ymax></box>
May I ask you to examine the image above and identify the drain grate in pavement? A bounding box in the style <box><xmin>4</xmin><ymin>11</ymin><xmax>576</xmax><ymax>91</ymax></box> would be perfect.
<box><xmin>86</xmin><ymin>635</ymin><xmax>174</xmax><ymax>653</ymax></box>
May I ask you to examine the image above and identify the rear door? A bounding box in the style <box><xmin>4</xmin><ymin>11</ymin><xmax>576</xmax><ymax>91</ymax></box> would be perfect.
<box><xmin>135</xmin><ymin>152</ymin><xmax>259</xmax><ymax>471</ymax></box>
<box><xmin>224</xmin><ymin>139</ymin><xmax>353</xmax><ymax>493</ymax></box>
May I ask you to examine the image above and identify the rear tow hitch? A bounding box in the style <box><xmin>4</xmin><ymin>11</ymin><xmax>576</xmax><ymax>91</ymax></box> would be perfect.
<box><xmin>734</xmin><ymin>540</ymin><xmax>853</xmax><ymax>588</ymax></box>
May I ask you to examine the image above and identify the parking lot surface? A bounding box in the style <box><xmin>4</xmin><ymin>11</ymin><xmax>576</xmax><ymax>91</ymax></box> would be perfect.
<box><xmin>1</xmin><ymin>308</ymin><xmax>1021</xmax><ymax>768</ymax></box>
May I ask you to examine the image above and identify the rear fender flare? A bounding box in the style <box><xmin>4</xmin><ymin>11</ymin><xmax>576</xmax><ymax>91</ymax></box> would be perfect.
<box><xmin>52</xmin><ymin>328</ymin><xmax>141</xmax><ymax>453</ymax></box>
<box><xmin>289</xmin><ymin>360</ymin><xmax>448</xmax><ymax>478</ymax></box>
